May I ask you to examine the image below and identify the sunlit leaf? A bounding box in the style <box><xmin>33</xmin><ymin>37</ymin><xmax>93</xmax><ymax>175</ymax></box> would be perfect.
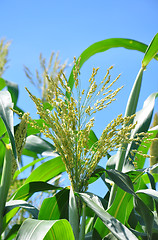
<box><xmin>134</xmin><ymin>197</ymin><xmax>154</xmax><ymax>239</ymax></box>
<box><xmin>5</xmin><ymin>80</ymin><xmax>19</xmax><ymax>107</ymax></box>
<box><xmin>5</xmin><ymin>200</ymin><xmax>39</xmax><ymax>219</ymax></box>
<box><xmin>15</xmin><ymin>218</ymin><xmax>75</xmax><ymax>240</ymax></box>
<box><xmin>0</xmin><ymin>91</ymin><xmax>17</xmax><ymax>159</ymax></box>
<box><xmin>106</xmin><ymin>170</ymin><xmax>135</xmax><ymax>195</ymax></box>
<box><xmin>0</xmin><ymin>78</ymin><xmax>6</xmax><ymax>90</ymax></box>
<box><xmin>38</xmin><ymin>188</ymin><xmax>69</xmax><ymax>220</ymax></box>
<box><xmin>142</xmin><ymin>33</ymin><xmax>158</xmax><ymax>68</ymax></box>
<box><xmin>68</xmin><ymin>38</ymin><xmax>158</xmax><ymax>92</ymax></box>
<box><xmin>3</xmin><ymin>224</ymin><xmax>20</xmax><ymax>240</ymax></box>
<box><xmin>136</xmin><ymin>189</ymin><xmax>158</xmax><ymax>202</ymax></box>
<box><xmin>79</xmin><ymin>192</ymin><xmax>138</xmax><ymax>240</ymax></box>
<box><xmin>25</xmin><ymin>156</ymin><xmax>65</xmax><ymax>184</ymax></box>
<box><xmin>13</xmin><ymin>181</ymin><xmax>62</xmax><ymax>201</ymax></box>
<box><xmin>24</xmin><ymin>135</ymin><xmax>56</xmax><ymax>156</ymax></box>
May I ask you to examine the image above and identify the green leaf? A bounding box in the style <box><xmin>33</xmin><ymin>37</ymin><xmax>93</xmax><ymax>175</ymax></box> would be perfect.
<box><xmin>88</xmin><ymin>130</ymin><xmax>98</xmax><ymax>149</ymax></box>
<box><xmin>68</xmin><ymin>38</ymin><xmax>158</xmax><ymax>92</ymax></box>
<box><xmin>25</xmin><ymin>156</ymin><xmax>65</xmax><ymax>184</ymax></box>
<box><xmin>134</xmin><ymin>197</ymin><xmax>154</xmax><ymax>239</ymax></box>
<box><xmin>0</xmin><ymin>146</ymin><xmax>12</xmax><ymax>234</ymax></box>
<box><xmin>142</xmin><ymin>173</ymin><xmax>158</xmax><ymax>185</ymax></box>
<box><xmin>0</xmin><ymin>141</ymin><xmax>6</xmax><ymax>167</ymax></box>
<box><xmin>0</xmin><ymin>91</ymin><xmax>17</xmax><ymax>160</ymax></box>
<box><xmin>108</xmin><ymin>70</ymin><xmax>144</xmax><ymax>205</ymax></box>
<box><xmin>106</xmin><ymin>154</ymin><xmax>117</xmax><ymax>170</ymax></box>
<box><xmin>0</xmin><ymin>117</ymin><xmax>8</xmax><ymax>137</ymax></box>
<box><xmin>108</xmin><ymin>188</ymin><xmax>132</xmax><ymax>222</ymax></box>
<box><xmin>69</xmin><ymin>187</ymin><xmax>79</xmax><ymax>240</ymax></box>
<box><xmin>15</xmin><ymin>218</ymin><xmax>75</xmax><ymax>240</ymax></box>
<box><xmin>2</xmin><ymin>208</ymin><xmax>19</xmax><ymax>232</ymax></box>
<box><xmin>134</xmin><ymin>129</ymin><xmax>158</xmax><ymax>170</ymax></box>
<box><xmin>131</xmin><ymin>92</ymin><xmax>158</xmax><ymax>135</ymax></box>
<box><xmin>142</xmin><ymin>33</ymin><xmax>158</xmax><ymax>68</ymax></box>
<box><xmin>136</xmin><ymin>188</ymin><xmax>154</xmax><ymax>212</ymax></box>
<box><xmin>124</xmin><ymin>67</ymin><xmax>144</xmax><ymax>120</ymax></box>
<box><xmin>88</xmin><ymin>165</ymin><xmax>105</xmax><ymax>185</ymax></box>
<box><xmin>146</xmin><ymin>172</ymin><xmax>156</xmax><ymax>190</ymax></box>
<box><xmin>0</xmin><ymin>78</ymin><xmax>6</xmax><ymax>90</ymax></box>
<box><xmin>5</xmin><ymin>200</ymin><xmax>39</xmax><ymax>218</ymax></box>
<box><xmin>79</xmin><ymin>192</ymin><xmax>138</xmax><ymax>240</ymax></box>
<box><xmin>14</xmin><ymin>157</ymin><xmax>46</xmax><ymax>179</ymax></box>
<box><xmin>13</xmin><ymin>181</ymin><xmax>62</xmax><ymax>201</ymax></box>
<box><xmin>106</xmin><ymin>170</ymin><xmax>135</xmax><ymax>196</ymax></box>
<box><xmin>106</xmin><ymin>170</ymin><xmax>154</xmax><ymax>238</ymax></box>
<box><xmin>3</xmin><ymin>224</ymin><xmax>20</xmax><ymax>240</ymax></box>
<box><xmin>27</xmin><ymin>119</ymin><xmax>46</xmax><ymax>136</ymax></box>
<box><xmin>0</xmin><ymin>118</ymin><xmax>9</xmax><ymax>166</ymax></box>
<box><xmin>94</xmin><ymin>170</ymin><xmax>144</xmax><ymax>239</ymax></box>
<box><xmin>3</xmin><ymin>182</ymin><xmax>62</xmax><ymax>231</ymax></box>
<box><xmin>136</xmin><ymin>189</ymin><xmax>158</xmax><ymax>202</ymax></box>
<box><xmin>5</xmin><ymin>80</ymin><xmax>19</xmax><ymax>107</ymax></box>
<box><xmin>93</xmin><ymin>188</ymin><xmax>132</xmax><ymax>239</ymax></box>
<box><xmin>124</xmin><ymin>92</ymin><xmax>158</xmax><ymax>169</ymax></box>
<box><xmin>24</xmin><ymin>135</ymin><xmax>56</xmax><ymax>156</ymax></box>
<box><xmin>38</xmin><ymin>188</ymin><xmax>69</xmax><ymax>221</ymax></box>
<box><xmin>22</xmin><ymin>148</ymin><xmax>38</xmax><ymax>158</ymax></box>
<box><xmin>43</xmin><ymin>102</ymin><xmax>53</xmax><ymax>111</ymax></box>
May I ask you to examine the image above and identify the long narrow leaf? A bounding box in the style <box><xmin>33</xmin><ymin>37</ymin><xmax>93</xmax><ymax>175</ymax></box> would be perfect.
<box><xmin>134</xmin><ymin>197</ymin><xmax>153</xmax><ymax>239</ymax></box>
<box><xmin>5</xmin><ymin>200</ymin><xmax>39</xmax><ymax>219</ymax></box>
<box><xmin>3</xmin><ymin>224</ymin><xmax>20</xmax><ymax>240</ymax></box>
<box><xmin>25</xmin><ymin>156</ymin><xmax>65</xmax><ymax>184</ymax></box>
<box><xmin>0</xmin><ymin>91</ymin><xmax>17</xmax><ymax>160</ymax></box>
<box><xmin>14</xmin><ymin>157</ymin><xmax>47</xmax><ymax>179</ymax></box>
<box><xmin>68</xmin><ymin>38</ymin><xmax>158</xmax><ymax>92</ymax></box>
<box><xmin>106</xmin><ymin>170</ymin><xmax>135</xmax><ymax>196</ymax></box>
<box><xmin>106</xmin><ymin>170</ymin><xmax>154</xmax><ymax>238</ymax></box>
<box><xmin>79</xmin><ymin>192</ymin><xmax>138</xmax><ymax>240</ymax></box>
<box><xmin>24</xmin><ymin>135</ymin><xmax>57</xmax><ymax>156</ymax></box>
<box><xmin>142</xmin><ymin>33</ymin><xmax>158</xmax><ymax>68</ymax></box>
<box><xmin>15</xmin><ymin>218</ymin><xmax>75</xmax><ymax>240</ymax></box>
<box><xmin>124</xmin><ymin>67</ymin><xmax>143</xmax><ymax>119</ymax></box>
<box><xmin>12</xmin><ymin>181</ymin><xmax>62</xmax><ymax>201</ymax></box>
<box><xmin>0</xmin><ymin>78</ymin><xmax>6</xmax><ymax>90</ymax></box>
<box><xmin>0</xmin><ymin>145</ymin><xmax>12</xmax><ymax>234</ymax></box>
<box><xmin>136</xmin><ymin>189</ymin><xmax>158</xmax><ymax>202</ymax></box>
<box><xmin>38</xmin><ymin>188</ymin><xmax>69</xmax><ymax>221</ymax></box>
<box><xmin>5</xmin><ymin>80</ymin><xmax>19</xmax><ymax>107</ymax></box>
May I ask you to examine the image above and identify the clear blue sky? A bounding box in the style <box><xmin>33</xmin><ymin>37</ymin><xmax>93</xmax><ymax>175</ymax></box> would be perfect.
<box><xmin>0</xmin><ymin>0</ymin><xmax>158</xmax><ymax>196</ymax></box>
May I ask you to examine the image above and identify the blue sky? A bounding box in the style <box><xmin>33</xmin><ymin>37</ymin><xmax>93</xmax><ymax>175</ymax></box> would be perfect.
<box><xmin>0</xmin><ymin>0</ymin><xmax>158</xmax><ymax>196</ymax></box>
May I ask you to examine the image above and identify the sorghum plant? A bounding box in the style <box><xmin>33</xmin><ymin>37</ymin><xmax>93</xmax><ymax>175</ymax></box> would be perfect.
<box><xmin>0</xmin><ymin>34</ymin><xmax>157</xmax><ymax>239</ymax></box>
<box><xmin>26</xmin><ymin>58</ymin><xmax>150</xmax><ymax>194</ymax></box>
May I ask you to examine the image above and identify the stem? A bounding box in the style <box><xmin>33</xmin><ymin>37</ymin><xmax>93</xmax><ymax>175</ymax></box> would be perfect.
<box><xmin>108</xmin><ymin>67</ymin><xmax>144</xmax><ymax>208</ymax></box>
<box><xmin>69</xmin><ymin>187</ymin><xmax>79</xmax><ymax>240</ymax></box>
<box><xmin>0</xmin><ymin>144</ymin><xmax>12</xmax><ymax>235</ymax></box>
<box><xmin>79</xmin><ymin>202</ymin><xmax>86</xmax><ymax>240</ymax></box>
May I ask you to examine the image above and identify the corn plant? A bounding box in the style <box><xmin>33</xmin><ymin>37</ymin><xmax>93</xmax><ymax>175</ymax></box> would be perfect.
<box><xmin>0</xmin><ymin>34</ymin><xmax>158</xmax><ymax>240</ymax></box>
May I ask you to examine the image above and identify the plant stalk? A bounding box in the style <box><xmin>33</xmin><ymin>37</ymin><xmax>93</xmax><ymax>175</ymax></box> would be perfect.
<box><xmin>79</xmin><ymin>202</ymin><xmax>86</xmax><ymax>240</ymax></box>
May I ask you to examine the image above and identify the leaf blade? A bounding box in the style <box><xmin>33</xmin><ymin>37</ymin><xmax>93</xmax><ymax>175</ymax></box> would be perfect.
<box><xmin>68</xmin><ymin>38</ymin><xmax>158</xmax><ymax>92</ymax></box>
<box><xmin>79</xmin><ymin>192</ymin><xmax>138</xmax><ymax>240</ymax></box>
<box><xmin>15</xmin><ymin>218</ymin><xmax>75</xmax><ymax>240</ymax></box>
<box><xmin>142</xmin><ymin>33</ymin><xmax>158</xmax><ymax>68</ymax></box>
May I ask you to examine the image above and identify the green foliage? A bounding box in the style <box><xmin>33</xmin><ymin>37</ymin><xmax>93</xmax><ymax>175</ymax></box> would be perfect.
<box><xmin>0</xmin><ymin>34</ymin><xmax>158</xmax><ymax>239</ymax></box>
